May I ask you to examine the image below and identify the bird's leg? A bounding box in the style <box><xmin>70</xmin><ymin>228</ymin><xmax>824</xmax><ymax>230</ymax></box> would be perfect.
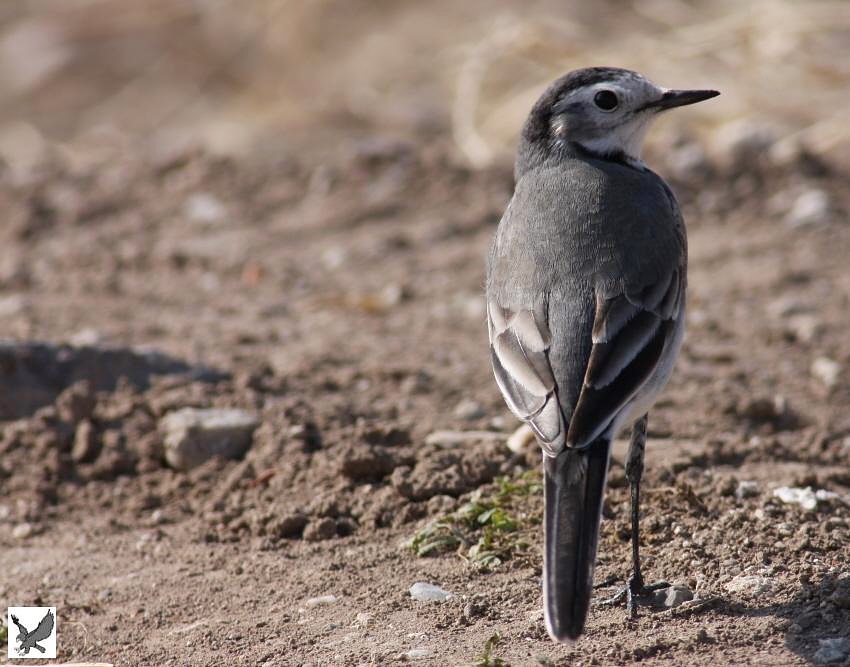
<box><xmin>603</xmin><ymin>414</ymin><xmax>668</xmax><ymax>615</ymax></box>
<box><xmin>623</xmin><ymin>413</ymin><xmax>669</xmax><ymax>614</ymax></box>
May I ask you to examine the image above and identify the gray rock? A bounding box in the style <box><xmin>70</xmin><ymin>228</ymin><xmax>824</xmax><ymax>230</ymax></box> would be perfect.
<box><xmin>12</xmin><ymin>522</ymin><xmax>34</xmax><ymax>539</ymax></box>
<box><xmin>453</xmin><ymin>399</ymin><xmax>485</xmax><ymax>420</ymax></box>
<box><xmin>724</xmin><ymin>575</ymin><xmax>778</xmax><ymax>597</ymax></box>
<box><xmin>409</xmin><ymin>582</ymin><xmax>452</xmax><ymax>602</ymax></box>
<box><xmin>183</xmin><ymin>192</ymin><xmax>226</xmax><ymax>224</ymax></box>
<box><xmin>813</xmin><ymin>637</ymin><xmax>850</xmax><ymax>664</ymax></box>
<box><xmin>785</xmin><ymin>189</ymin><xmax>830</xmax><ymax>228</ymax></box>
<box><xmin>811</xmin><ymin>357</ymin><xmax>841</xmax><ymax>389</ymax></box>
<box><xmin>652</xmin><ymin>585</ymin><xmax>694</xmax><ymax>609</ymax></box>
<box><xmin>305</xmin><ymin>594</ymin><xmax>338</xmax><ymax>608</ymax></box>
<box><xmin>161</xmin><ymin>407</ymin><xmax>259</xmax><ymax>471</ymax></box>
<box><xmin>403</xmin><ymin>648</ymin><xmax>432</xmax><ymax>660</ymax></box>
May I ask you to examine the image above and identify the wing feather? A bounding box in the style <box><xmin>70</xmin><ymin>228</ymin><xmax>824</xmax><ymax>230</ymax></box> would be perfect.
<box><xmin>488</xmin><ymin>299</ymin><xmax>565</xmax><ymax>454</ymax></box>
<box><xmin>566</xmin><ymin>272</ymin><xmax>682</xmax><ymax>448</ymax></box>
<box><xmin>31</xmin><ymin>610</ymin><xmax>54</xmax><ymax>642</ymax></box>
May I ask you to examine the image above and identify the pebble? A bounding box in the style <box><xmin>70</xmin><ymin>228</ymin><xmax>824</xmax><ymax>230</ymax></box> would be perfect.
<box><xmin>423</xmin><ymin>430</ymin><xmax>503</xmax><ymax>446</ymax></box>
<box><xmin>785</xmin><ymin>189</ymin><xmax>830</xmax><ymax>228</ymax></box>
<box><xmin>305</xmin><ymin>594</ymin><xmax>338</xmax><ymax>608</ymax></box>
<box><xmin>773</xmin><ymin>486</ymin><xmax>838</xmax><ymax>511</ymax></box>
<box><xmin>409</xmin><ymin>582</ymin><xmax>452</xmax><ymax>602</ymax></box>
<box><xmin>0</xmin><ymin>294</ymin><xmax>27</xmax><ymax>317</ymax></box>
<box><xmin>12</xmin><ymin>522</ymin><xmax>34</xmax><ymax>539</ymax></box>
<box><xmin>353</xmin><ymin>612</ymin><xmax>373</xmax><ymax>626</ymax></box>
<box><xmin>724</xmin><ymin>575</ymin><xmax>778</xmax><ymax>597</ymax></box>
<box><xmin>183</xmin><ymin>192</ymin><xmax>226</xmax><ymax>224</ymax></box>
<box><xmin>453</xmin><ymin>399</ymin><xmax>485</xmax><ymax>420</ymax></box>
<box><xmin>160</xmin><ymin>407</ymin><xmax>259</xmax><ymax>471</ymax></box>
<box><xmin>811</xmin><ymin>357</ymin><xmax>841</xmax><ymax>389</ymax></box>
<box><xmin>69</xmin><ymin>327</ymin><xmax>105</xmax><ymax>347</ymax></box>
<box><xmin>403</xmin><ymin>648</ymin><xmax>432</xmax><ymax>660</ymax></box>
<box><xmin>813</xmin><ymin>638</ymin><xmax>850</xmax><ymax>664</ymax></box>
<box><xmin>785</xmin><ymin>314</ymin><xmax>819</xmax><ymax>343</ymax></box>
<box><xmin>653</xmin><ymin>585</ymin><xmax>694</xmax><ymax>609</ymax></box>
<box><xmin>506</xmin><ymin>423</ymin><xmax>535</xmax><ymax>454</ymax></box>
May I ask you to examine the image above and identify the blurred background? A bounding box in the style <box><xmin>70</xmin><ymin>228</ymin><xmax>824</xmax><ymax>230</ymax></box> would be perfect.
<box><xmin>2</xmin><ymin>0</ymin><xmax>849</xmax><ymax>173</ymax></box>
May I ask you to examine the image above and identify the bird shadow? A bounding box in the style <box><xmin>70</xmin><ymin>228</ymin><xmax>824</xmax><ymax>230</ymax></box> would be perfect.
<box><xmin>710</xmin><ymin>573</ymin><xmax>850</xmax><ymax>664</ymax></box>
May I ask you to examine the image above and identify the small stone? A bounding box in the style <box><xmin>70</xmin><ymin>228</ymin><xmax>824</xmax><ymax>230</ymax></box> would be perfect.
<box><xmin>353</xmin><ymin>612</ymin><xmax>374</xmax><ymax>626</ymax></box>
<box><xmin>506</xmin><ymin>423</ymin><xmax>535</xmax><ymax>454</ymax></box>
<box><xmin>423</xmin><ymin>430</ymin><xmax>503</xmax><ymax>446</ymax></box>
<box><xmin>785</xmin><ymin>189</ymin><xmax>830</xmax><ymax>228</ymax></box>
<box><xmin>69</xmin><ymin>327</ymin><xmax>105</xmax><ymax>347</ymax></box>
<box><xmin>403</xmin><ymin>648</ymin><xmax>432</xmax><ymax>660</ymax></box>
<box><xmin>724</xmin><ymin>575</ymin><xmax>778</xmax><ymax>597</ymax></box>
<box><xmin>653</xmin><ymin>585</ymin><xmax>694</xmax><ymax>609</ymax></box>
<box><xmin>785</xmin><ymin>314</ymin><xmax>820</xmax><ymax>343</ymax></box>
<box><xmin>813</xmin><ymin>638</ymin><xmax>850</xmax><ymax>665</ymax></box>
<box><xmin>773</xmin><ymin>486</ymin><xmax>838</xmax><ymax>511</ymax></box>
<box><xmin>160</xmin><ymin>407</ymin><xmax>259</xmax><ymax>471</ymax></box>
<box><xmin>811</xmin><ymin>357</ymin><xmax>841</xmax><ymax>389</ymax></box>
<box><xmin>305</xmin><ymin>594</ymin><xmax>338</xmax><ymax>608</ymax></box>
<box><xmin>409</xmin><ymin>582</ymin><xmax>452</xmax><ymax>602</ymax></box>
<box><xmin>183</xmin><ymin>192</ymin><xmax>226</xmax><ymax>224</ymax></box>
<box><xmin>453</xmin><ymin>399</ymin><xmax>485</xmax><ymax>421</ymax></box>
<box><xmin>0</xmin><ymin>294</ymin><xmax>28</xmax><ymax>316</ymax></box>
<box><xmin>12</xmin><ymin>522</ymin><xmax>33</xmax><ymax>539</ymax></box>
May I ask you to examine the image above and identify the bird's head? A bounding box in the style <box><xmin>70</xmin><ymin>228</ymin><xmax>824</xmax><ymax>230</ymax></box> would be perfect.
<box><xmin>520</xmin><ymin>67</ymin><xmax>718</xmax><ymax>169</ymax></box>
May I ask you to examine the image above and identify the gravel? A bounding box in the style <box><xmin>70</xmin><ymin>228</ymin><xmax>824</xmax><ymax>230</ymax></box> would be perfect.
<box><xmin>409</xmin><ymin>582</ymin><xmax>453</xmax><ymax>602</ymax></box>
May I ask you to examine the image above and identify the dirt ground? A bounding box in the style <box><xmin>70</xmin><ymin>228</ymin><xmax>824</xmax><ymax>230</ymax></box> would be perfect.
<box><xmin>2</xmin><ymin>3</ymin><xmax>850</xmax><ymax>667</ymax></box>
<box><xmin>1</xmin><ymin>121</ymin><xmax>849</xmax><ymax>667</ymax></box>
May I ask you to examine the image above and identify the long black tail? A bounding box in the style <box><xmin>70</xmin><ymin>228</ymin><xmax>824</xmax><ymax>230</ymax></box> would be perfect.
<box><xmin>543</xmin><ymin>438</ymin><xmax>611</xmax><ymax>642</ymax></box>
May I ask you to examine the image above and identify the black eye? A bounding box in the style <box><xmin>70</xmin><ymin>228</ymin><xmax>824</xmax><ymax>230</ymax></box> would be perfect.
<box><xmin>594</xmin><ymin>90</ymin><xmax>619</xmax><ymax>111</ymax></box>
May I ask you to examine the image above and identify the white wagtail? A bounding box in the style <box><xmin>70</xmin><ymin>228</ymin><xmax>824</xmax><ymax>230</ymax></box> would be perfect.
<box><xmin>486</xmin><ymin>67</ymin><xmax>718</xmax><ymax>642</ymax></box>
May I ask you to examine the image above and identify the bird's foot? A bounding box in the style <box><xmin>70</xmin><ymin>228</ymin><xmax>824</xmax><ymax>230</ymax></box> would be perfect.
<box><xmin>602</xmin><ymin>576</ymin><xmax>692</xmax><ymax>617</ymax></box>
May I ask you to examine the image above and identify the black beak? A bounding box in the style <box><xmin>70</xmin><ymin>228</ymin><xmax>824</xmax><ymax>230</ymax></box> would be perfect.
<box><xmin>651</xmin><ymin>89</ymin><xmax>720</xmax><ymax>111</ymax></box>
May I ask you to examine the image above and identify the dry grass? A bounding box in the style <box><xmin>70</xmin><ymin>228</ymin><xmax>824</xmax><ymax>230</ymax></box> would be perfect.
<box><xmin>1</xmin><ymin>0</ymin><xmax>848</xmax><ymax>163</ymax></box>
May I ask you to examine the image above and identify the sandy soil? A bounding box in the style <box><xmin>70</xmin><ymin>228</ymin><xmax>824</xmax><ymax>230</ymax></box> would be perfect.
<box><xmin>1</xmin><ymin>126</ymin><xmax>849</xmax><ymax>667</ymax></box>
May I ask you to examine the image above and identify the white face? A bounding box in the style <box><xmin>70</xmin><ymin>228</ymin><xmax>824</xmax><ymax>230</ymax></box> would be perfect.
<box><xmin>550</xmin><ymin>75</ymin><xmax>667</xmax><ymax>160</ymax></box>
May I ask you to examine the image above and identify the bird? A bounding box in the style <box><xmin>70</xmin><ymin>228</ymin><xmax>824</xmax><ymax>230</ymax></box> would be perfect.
<box><xmin>485</xmin><ymin>67</ymin><xmax>718</xmax><ymax>642</ymax></box>
<box><xmin>11</xmin><ymin>609</ymin><xmax>55</xmax><ymax>655</ymax></box>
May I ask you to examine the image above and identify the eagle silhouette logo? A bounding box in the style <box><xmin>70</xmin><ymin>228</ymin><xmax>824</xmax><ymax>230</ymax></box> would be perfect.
<box><xmin>11</xmin><ymin>609</ymin><xmax>55</xmax><ymax>656</ymax></box>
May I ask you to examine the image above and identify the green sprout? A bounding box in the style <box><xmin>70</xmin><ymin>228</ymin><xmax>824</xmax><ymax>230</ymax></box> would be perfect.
<box><xmin>411</xmin><ymin>470</ymin><xmax>542</xmax><ymax>567</ymax></box>
<box><xmin>459</xmin><ymin>632</ymin><xmax>511</xmax><ymax>667</ymax></box>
